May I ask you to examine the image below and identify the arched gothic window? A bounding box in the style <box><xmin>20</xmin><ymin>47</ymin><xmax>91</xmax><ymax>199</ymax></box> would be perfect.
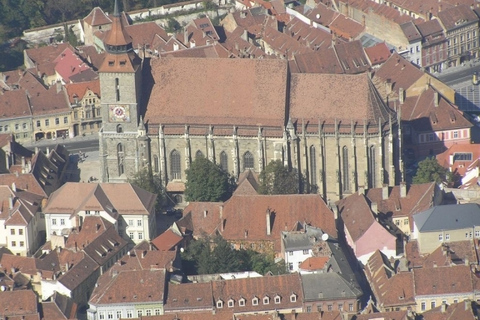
<box><xmin>171</xmin><ymin>150</ymin><xmax>181</xmax><ymax>180</ymax></box>
<box><xmin>368</xmin><ymin>145</ymin><xmax>376</xmax><ymax>188</ymax></box>
<box><xmin>309</xmin><ymin>146</ymin><xmax>317</xmax><ymax>186</ymax></box>
<box><xmin>342</xmin><ymin>146</ymin><xmax>349</xmax><ymax>192</ymax></box>
<box><xmin>195</xmin><ymin>150</ymin><xmax>204</xmax><ymax>159</ymax></box>
<box><xmin>243</xmin><ymin>151</ymin><xmax>254</xmax><ymax>171</ymax></box>
<box><xmin>220</xmin><ymin>151</ymin><xmax>228</xmax><ymax>172</ymax></box>
<box><xmin>116</xmin><ymin>124</ymin><xmax>123</xmax><ymax>133</ymax></box>
<box><xmin>153</xmin><ymin>155</ymin><xmax>159</xmax><ymax>173</ymax></box>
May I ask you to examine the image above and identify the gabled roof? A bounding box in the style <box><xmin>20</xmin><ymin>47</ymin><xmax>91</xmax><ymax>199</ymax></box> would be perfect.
<box><xmin>145</xmin><ymin>58</ymin><xmax>288</xmax><ymax>128</ymax></box>
<box><xmin>421</xmin><ymin>300</ymin><xmax>477</xmax><ymax>320</ymax></box>
<box><xmin>211</xmin><ymin>274</ymin><xmax>303</xmax><ymax>313</ymax></box>
<box><xmin>399</xmin><ymin>87</ymin><xmax>472</xmax><ymax>132</ymax></box>
<box><xmin>366</xmin><ymin>182</ymin><xmax>437</xmax><ymax>219</ymax></box>
<box><xmin>151</xmin><ymin>229</ymin><xmax>183</xmax><ymax>251</ymax></box>
<box><xmin>221</xmin><ymin>194</ymin><xmax>337</xmax><ymax>251</ymax></box>
<box><xmin>400</xmin><ymin>21</ymin><xmax>422</xmax><ymax>43</ymax></box>
<box><xmin>64</xmin><ymin>79</ymin><xmax>100</xmax><ymax>104</ymax></box>
<box><xmin>58</xmin><ymin>253</ymin><xmax>99</xmax><ymax>290</ymax></box>
<box><xmin>234</xmin><ymin>170</ymin><xmax>259</xmax><ymax>196</ymax></box>
<box><xmin>0</xmin><ymin>290</ymin><xmax>38</xmax><ymax>316</ymax></box>
<box><xmin>165</xmin><ymin>282</ymin><xmax>213</xmax><ymax>311</ymax></box>
<box><xmin>336</xmin><ymin>193</ymin><xmax>375</xmax><ymax>242</ymax></box>
<box><xmin>364</xmin><ymin>42</ymin><xmax>391</xmax><ymax>67</ymax></box>
<box><xmin>438</xmin><ymin>4</ymin><xmax>479</xmax><ymax>31</ymax></box>
<box><xmin>41</xmin><ymin>292</ymin><xmax>78</xmax><ymax>320</ymax></box>
<box><xmin>290</xmin><ymin>73</ymin><xmax>392</xmax><ymax>127</ymax></box>
<box><xmin>89</xmin><ymin>269</ymin><xmax>165</xmax><ymax>305</ymax></box>
<box><xmin>53</xmin><ymin>47</ymin><xmax>91</xmax><ymax>82</ymax></box>
<box><xmin>0</xmin><ymin>89</ymin><xmax>32</xmax><ymax>120</ymax></box>
<box><xmin>333</xmin><ymin>40</ymin><xmax>370</xmax><ymax>74</ymax></box>
<box><xmin>24</xmin><ymin>43</ymin><xmax>73</xmax><ymax>71</ymax></box>
<box><xmin>413</xmin><ymin>203</ymin><xmax>480</xmax><ymax>232</ymax></box>
<box><xmin>180</xmin><ymin>203</ymin><xmax>223</xmax><ymax>238</ymax></box>
<box><xmin>125</xmin><ymin>21</ymin><xmax>168</xmax><ymax>48</ymax></box>
<box><xmin>83</xmin><ymin>7</ymin><xmax>112</xmax><ymax>27</ymax></box>
<box><xmin>413</xmin><ymin>265</ymin><xmax>474</xmax><ymax>296</ymax></box>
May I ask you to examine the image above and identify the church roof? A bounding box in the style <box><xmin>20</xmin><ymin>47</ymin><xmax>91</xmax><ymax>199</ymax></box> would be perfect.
<box><xmin>145</xmin><ymin>57</ymin><xmax>288</xmax><ymax>128</ymax></box>
<box><xmin>103</xmin><ymin>0</ymin><xmax>132</xmax><ymax>47</ymax></box>
<box><xmin>289</xmin><ymin>72</ymin><xmax>393</xmax><ymax>127</ymax></box>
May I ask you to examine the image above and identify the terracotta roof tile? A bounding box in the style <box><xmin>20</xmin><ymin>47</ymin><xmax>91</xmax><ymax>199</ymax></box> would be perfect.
<box><xmin>336</xmin><ymin>193</ymin><xmax>375</xmax><ymax>242</ymax></box>
<box><xmin>438</xmin><ymin>4</ymin><xmax>478</xmax><ymax>31</ymax></box>
<box><xmin>329</xmin><ymin>14</ymin><xmax>364</xmax><ymax>39</ymax></box>
<box><xmin>413</xmin><ymin>265</ymin><xmax>473</xmax><ymax>296</ymax></box>
<box><xmin>290</xmin><ymin>73</ymin><xmax>392</xmax><ymax>126</ymax></box>
<box><xmin>125</xmin><ymin>22</ymin><xmax>168</xmax><ymax>49</ymax></box>
<box><xmin>364</xmin><ymin>42</ymin><xmax>392</xmax><ymax>66</ymax></box>
<box><xmin>165</xmin><ymin>282</ymin><xmax>213</xmax><ymax>311</ymax></box>
<box><xmin>53</xmin><ymin>47</ymin><xmax>92</xmax><ymax>82</ymax></box>
<box><xmin>0</xmin><ymin>290</ymin><xmax>38</xmax><ymax>316</ymax></box>
<box><xmin>221</xmin><ymin>194</ymin><xmax>337</xmax><ymax>252</ymax></box>
<box><xmin>145</xmin><ymin>58</ymin><xmax>288</xmax><ymax>128</ymax></box>
<box><xmin>83</xmin><ymin>7</ymin><xmax>112</xmax><ymax>27</ymax></box>
<box><xmin>151</xmin><ymin>229</ymin><xmax>183</xmax><ymax>251</ymax></box>
<box><xmin>64</xmin><ymin>79</ymin><xmax>100</xmax><ymax>104</ymax></box>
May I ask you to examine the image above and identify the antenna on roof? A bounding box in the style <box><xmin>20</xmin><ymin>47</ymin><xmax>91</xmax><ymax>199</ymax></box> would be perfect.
<box><xmin>113</xmin><ymin>0</ymin><xmax>120</xmax><ymax>17</ymax></box>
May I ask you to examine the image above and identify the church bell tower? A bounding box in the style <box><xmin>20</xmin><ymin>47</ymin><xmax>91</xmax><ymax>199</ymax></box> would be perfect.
<box><xmin>98</xmin><ymin>0</ymin><xmax>147</xmax><ymax>182</ymax></box>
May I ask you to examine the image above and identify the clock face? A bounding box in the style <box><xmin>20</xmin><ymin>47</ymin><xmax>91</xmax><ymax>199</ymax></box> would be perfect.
<box><xmin>109</xmin><ymin>105</ymin><xmax>130</xmax><ymax>122</ymax></box>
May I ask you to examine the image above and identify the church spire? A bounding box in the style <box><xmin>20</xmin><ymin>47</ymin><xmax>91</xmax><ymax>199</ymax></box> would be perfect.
<box><xmin>103</xmin><ymin>0</ymin><xmax>132</xmax><ymax>52</ymax></box>
<box><xmin>113</xmin><ymin>0</ymin><xmax>120</xmax><ymax>17</ymax></box>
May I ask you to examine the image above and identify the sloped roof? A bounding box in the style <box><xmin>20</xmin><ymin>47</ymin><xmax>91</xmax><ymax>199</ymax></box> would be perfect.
<box><xmin>89</xmin><ymin>269</ymin><xmax>165</xmax><ymax>305</ymax></box>
<box><xmin>413</xmin><ymin>203</ymin><xmax>480</xmax><ymax>232</ymax></box>
<box><xmin>151</xmin><ymin>229</ymin><xmax>183</xmax><ymax>251</ymax></box>
<box><xmin>290</xmin><ymin>73</ymin><xmax>392</xmax><ymax>126</ymax></box>
<box><xmin>0</xmin><ymin>290</ymin><xmax>38</xmax><ymax>316</ymax></box>
<box><xmin>221</xmin><ymin>194</ymin><xmax>337</xmax><ymax>251</ymax></box>
<box><xmin>413</xmin><ymin>265</ymin><xmax>473</xmax><ymax>296</ymax></box>
<box><xmin>336</xmin><ymin>193</ymin><xmax>375</xmax><ymax>242</ymax></box>
<box><xmin>165</xmin><ymin>282</ymin><xmax>213</xmax><ymax>311</ymax></box>
<box><xmin>301</xmin><ymin>272</ymin><xmax>362</xmax><ymax>301</ymax></box>
<box><xmin>438</xmin><ymin>4</ymin><xmax>479</xmax><ymax>31</ymax></box>
<box><xmin>83</xmin><ymin>7</ymin><xmax>112</xmax><ymax>27</ymax></box>
<box><xmin>64</xmin><ymin>79</ymin><xmax>100</xmax><ymax>104</ymax></box>
<box><xmin>145</xmin><ymin>57</ymin><xmax>288</xmax><ymax>128</ymax></box>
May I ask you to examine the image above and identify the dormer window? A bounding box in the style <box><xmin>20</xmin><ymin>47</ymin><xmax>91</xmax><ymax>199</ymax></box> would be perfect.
<box><xmin>274</xmin><ymin>295</ymin><xmax>281</xmax><ymax>304</ymax></box>
<box><xmin>216</xmin><ymin>300</ymin><xmax>223</xmax><ymax>308</ymax></box>
<box><xmin>108</xmin><ymin>61</ymin><xmax>114</xmax><ymax>66</ymax></box>
<box><xmin>227</xmin><ymin>299</ymin><xmax>234</xmax><ymax>308</ymax></box>
<box><xmin>252</xmin><ymin>297</ymin><xmax>259</xmax><ymax>306</ymax></box>
<box><xmin>239</xmin><ymin>298</ymin><xmax>246</xmax><ymax>307</ymax></box>
<box><xmin>263</xmin><ymin>296</ymin><xmax>270</xmax><ymax>305</ymax></box>
<box><xmin>290</xmin><ymin>293</ymin><xmax>297</xmax><ymax>302</ymax></box>
<box><xmin>120</xmin><ymin>60</ymin><xmax>126</xmax><ymax>66</ymax></box>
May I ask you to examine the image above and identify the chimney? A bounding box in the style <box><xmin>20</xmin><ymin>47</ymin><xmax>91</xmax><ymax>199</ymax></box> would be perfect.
<box><xmin>11</xmin><ymin>183</ymin><xmax>16</xmax><ymax>192</ymax></box>
<box><xmin>244</xmin><ymin>229</ymin><xmax>248</xmax><ymax>238</ymax></box>
<box><xmin>21</xmin><ymin>156</ymin><xmax>26</xmax><ymax>171</ymax></box>
<box><xmin>35</xmin><ymin>147</ymin><xmax>39</xmax><ymax>154</ymax></box>
<box><xmin>142</xmin><ymin>250</ymin><xmax>147</xmax><ymax>258</ymax></box>
<box><xmin>399</xmin><ymin>87</ymin><xmax>404</xmax><ymax>104</ymax></box>
<box><xmin>65</xmin><ymin>263</ymin><xmax>69</xmax><ymax>271</ymax></box>
<box><xmin>465</xmin><ymin>258</ymin><xmax>469</xmax><ymax>265</ymax></box>
<box><xmin>434</xmin><ymin>91</ymin><xmax>439</xmax><ymax>107</ymax></box>
<box><xmin>219</xmin><ymin>205</ymin><xmax>223</xmax><ymax>219</ymax></box>
<box><xmin>46</xmin><ymin>146</ymin><xmax>50</xmax><ymax>154</ymax></box>
<box><xmin>56</xmin><ymin>81</ymin><xmax>61</xmax><ymax>94</ymax></box>
<box><xmin>8</xmin><ymin>196</ymin><xmax>13</xmax><ymax>209</ymax></box>
<box><xmin>203</xmin><ymin>210</ymin><xmax>207</xmax><ymax>218</ymax></box>
<box><xmin>400</xmin><ymin>182</ymin><xmax>407</xmax><ymax>198</ymax></box>
<box><xmin>266</xmin><ymin>209</ymin><xmax>271</xmax><ymax>236</ymax></box>
<box><xmin>96</xmin><ymin>224</ymin><xmax>100</xmax><ymax>232</ymax></box>
<box><xmin>382</xmin><ymin>184</ymin><xmax>389</xmax><ymax>200</ymax></box>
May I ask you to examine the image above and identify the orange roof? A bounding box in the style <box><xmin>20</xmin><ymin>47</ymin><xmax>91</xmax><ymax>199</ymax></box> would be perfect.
<box><xmin>64</xmin><ymin>79</ymin><xmax>100</xmax><ymax>104</ymax></box>
<box><xmin>298</xmin><ymin>256</ymin><xmax>329</xmax><ymax>271</ymax></box>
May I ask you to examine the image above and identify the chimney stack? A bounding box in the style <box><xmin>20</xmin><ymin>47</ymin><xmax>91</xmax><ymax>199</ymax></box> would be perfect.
<box><xmin>203</xmin><ymin>210</ymin><xmax>207</xmax><ymax>218</ymax></box>
<box><xmin>357</xmin><ymin>186</ymin><xmax>365</xmax><ymax>195</ymax></box>
<box><xmin>371</xmin><ymin>202</ymin><xmax>378</xmax><ymax>213</ymax></box>
<box><xmin>399</xmin><ymin>87</ymin><xmax>404</xmax><ymax>104</ymax></box>
<box><xmin>331</xmin><ymin>204</ymin><xmax>338</xmax><ymax>220</ymax></box>
<box><xmin>434</xmin><ymin>91</ymin><xmax>439</xmax><ymax>107</ymax></box>
<box><xmin>441</xmin><ymin>302</ymin><xmax>446</xmax><ymax>313</ymax></box>
<box><xmin>266</xmin><ymin>209</ymin><xmax>271</xmax><ymax>236</ymax></box>
<box><xmin>385</xmin><ymin>79</ymin><xmax>392</xmax><ymax>95</ymax></box>
<box><xmin>8</xmin><ymin>196</ymin><xmax>13</xmax><ymax>209</ymax></box>
<box><xmin>11</xmin><ymin>183</ymin><xmax>16</xmax><ymax>192</ymax></box>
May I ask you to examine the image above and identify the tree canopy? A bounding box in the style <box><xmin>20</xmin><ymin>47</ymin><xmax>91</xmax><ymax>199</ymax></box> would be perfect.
<box><xmin>181</xmin><ymin>235</ymin><xmax>287</xmax><ymax>275</ymax></box>
<box><xmin>413</xmin><ymin>157</ymin><xmax>452</xmax><ymax>185</ymax></box>
<box><xmin>127</xmin><ymin>168</ymin><xmax>166</xmax><ymax>211</ymax></box>
<box><xmin>258</xmin><ymin>160</ymin><xmax>299</xmax><ymax>195</ymax></box>
<box><xmin>184</xmin><ymin>157</ymin><xmax>236</xmax><ymax>202</ymax></box>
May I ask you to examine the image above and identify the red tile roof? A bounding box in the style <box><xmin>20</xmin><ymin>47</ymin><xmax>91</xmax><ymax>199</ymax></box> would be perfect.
<box><xmin>437</xmin><ymin>143</ymin><xmax>480</xmax><ymax>177</ymax></box>
<box><xmin>53</xmin><ymin>47</ymin><xmax>92</xmax><ymax>82</ymax></box>
<box><xmin>413</xmin><ymin>265</ymin><xmax>474</xmax><ymax>296</ymax></box>
<box><xmin>64</xmin><ymin>79</ymin><xmax>100</xmax><ymax>104</ymax></box>
<box><xmin>151</xmin><ymin>229</ymin><xmax>183</xmax><ymax>251</ymax></box>
<box><xmin>364</xmin><ymin>42</ymin><xmax>391</xmax><ymax>66</ymax></box>
<box><xmin>83</xmin><ymin>7</ymin><xmax>112</xmax><ymax>27</ymax></box>
<box><xmin>145</xmin><ymin>58</ymin><xmax>288</xmax><ymax>128</ymax></box>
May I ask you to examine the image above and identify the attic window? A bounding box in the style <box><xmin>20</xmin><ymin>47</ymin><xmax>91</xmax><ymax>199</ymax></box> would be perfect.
<box><xmin>263</xmin><ymin>296</ymin><xmax>270</xmax><ymax>305</ymax></box>
<box><xmin>252</xmin><ymin>297</ymin><xmax>259</xmax><ymax>306</ymax></box>
<box><xmin>274</xmin><ymin>295</ymin><xmax>281</xmax><ymax>304</ymax></box>
<box><xmin>228</xmin><ymin>299</ymin><xmax>234</xmax><ymax>308</ymax></box>
<box><xmin>120</xmin><ymin>60</ymin><xmax>126</xmax><ymax>66</ymax></box>
<box><xmin>216</xmin><ymin>300</ymin><xmax>224</xmax><ymax>308</ymax></box>
<box><xmin>453</xmin><ymin>153</ymin><xmax>472</xmax><ymax>162</ymax></box>
<box><xmin>108</xmin><ymin>61</ymin><xmax>114</xmax><ymax>66</ymax></box>
<box><xmin>239</xmin><ymin>298</ymin><xmax>245</xmax><ymax>307</ymax></box>
<box><xmin>290</xmin><ymin>294</ymin><xmax>297</xmax><ymax>302</ymax></box>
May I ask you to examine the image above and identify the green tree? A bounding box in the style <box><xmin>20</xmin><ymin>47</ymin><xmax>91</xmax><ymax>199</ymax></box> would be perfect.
<box><xmin>413</xmin><ymin>157</ymin><xmax>452</xmax><ymax>185</ymax></box>
<box><xmin>165</xmin><ymin>17</ymin><xmax>181</xmax><ymax>33</ymax></box>
<box><xmin>181</xmin><ymin>235</ymin><xmax>287</xmax><ymax>275</ymax></box>
<box><xmin>127</xmin><ymin>168</ymin><xmax>166</xmax><ymax>211</ymax></box>
<box><xmin>184</xmin><ymin>157</ymin><xmax>236</xmax><ymax>202</ymax></box>
<box><xmin>258</xmin><ymin>160</ymin><xmax>299</xmax><ymax>195</ymax></box>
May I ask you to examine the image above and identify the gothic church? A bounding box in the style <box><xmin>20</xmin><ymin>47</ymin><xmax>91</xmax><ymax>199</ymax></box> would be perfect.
<box><xmin>99</xmin><ymin>0</ymin><xmax>402</xmax><ymax>202</ymax></box>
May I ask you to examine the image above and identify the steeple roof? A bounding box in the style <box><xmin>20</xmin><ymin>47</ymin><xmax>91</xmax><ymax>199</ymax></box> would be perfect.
<box><xmin>103</xmin><ymin>0</ymin><xmax>132</xmax><ymax>47</ymax></box>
